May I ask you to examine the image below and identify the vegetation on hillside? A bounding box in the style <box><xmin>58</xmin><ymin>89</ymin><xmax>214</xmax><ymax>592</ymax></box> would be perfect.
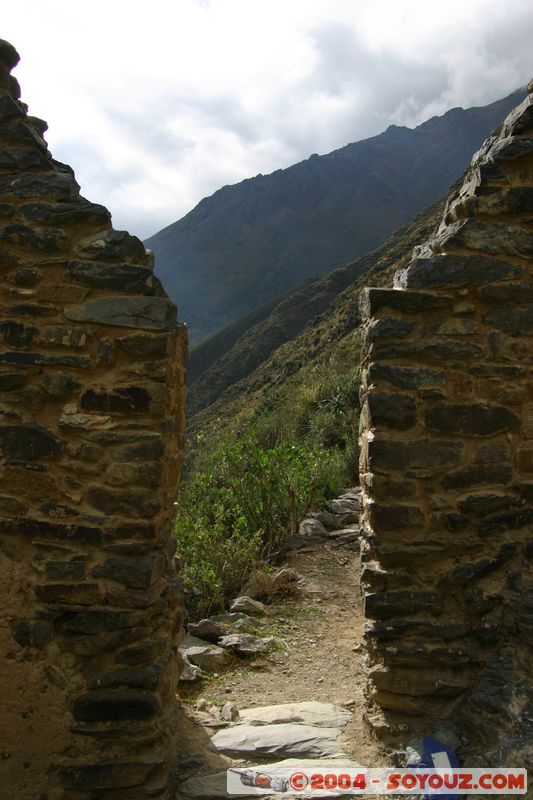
<box><xmin>174</xmin><ymin>194</ymin><xmax>448</xmax><ymax>617</ymax></box>
<box><xmin>175</xmin><ymin>331</ymin><xmax>362</xmax><ymax>617</ymax></box>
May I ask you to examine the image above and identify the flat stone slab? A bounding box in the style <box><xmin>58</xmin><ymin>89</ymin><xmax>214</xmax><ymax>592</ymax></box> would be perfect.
<box><xmin>238</xmin><ymin>701</ymin><xmax>352</xmax><ymax>728</ymax></box>
<box><xmin>208</xmin><ymin>722</ymin><xmax>344</xmax><ymax>759</ymax></box>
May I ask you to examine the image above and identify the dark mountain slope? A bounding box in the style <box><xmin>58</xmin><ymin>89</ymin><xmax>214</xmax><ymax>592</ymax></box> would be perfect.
<box><xmin>147</xmin><ymin>89</ymin><xmax>525</xmax><ymax>341</ymax></box>
<box><xmin>188</xmin><ymin>193</ymin><xmax>447</xmax><ymax>433</ymax></box>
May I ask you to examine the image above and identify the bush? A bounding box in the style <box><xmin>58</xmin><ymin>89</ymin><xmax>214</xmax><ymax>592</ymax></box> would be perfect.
<box><xmin>174</xmin><ymin>432</ymin><xmax>338</xmax><ymax>617</ymax></box>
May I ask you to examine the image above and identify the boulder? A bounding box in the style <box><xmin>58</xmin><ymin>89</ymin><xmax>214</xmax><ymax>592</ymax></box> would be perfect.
<box><xmin>179</xmin><ymin>634</ymin><xmax>227</xmax><ymax>671</ymax></box>
<box><xmin>179</xmin><ymin>653</ymin><xmax>202</xmax><ymax>682</ymax></box>
<box><xmin>187</xmin><ymin>618</ymin><xmax>227</xmax><ymax>643</ymax></box>
<box><xmin>299</xmin><ymin>517</ymin><xmax>327</xmax><ymax>536</ymax></box>
<box><xmin>230</xmin><ymin>596</ymin><xmax>266</xmax><ymax>616</ymax></box>
<box><xmin>308</xmin><ymin>510</ymin><xmax>343</xmax><ymax>530</ymax></box>
<box><xmin>219</xmin><ymin>633</ymin><xmax>274</xmax><ymax>655</ymax></box>
<box><xmin>220</xmin><ymin>702</ymin><xmax>240</xmax><ymax>722</ymax></box>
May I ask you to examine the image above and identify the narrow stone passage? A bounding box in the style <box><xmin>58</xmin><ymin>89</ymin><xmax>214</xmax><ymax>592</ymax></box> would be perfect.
<box><xmin>174</xmin><ymin>490</ymin><xmax>388</xmax><ymax>798</ymax></box>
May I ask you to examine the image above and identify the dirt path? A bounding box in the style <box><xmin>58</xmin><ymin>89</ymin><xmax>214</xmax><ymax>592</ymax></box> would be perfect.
<box><xmin>179</xmin><ymin>537</ymin><xmax>387</xmax><ymax>768</ymax></box>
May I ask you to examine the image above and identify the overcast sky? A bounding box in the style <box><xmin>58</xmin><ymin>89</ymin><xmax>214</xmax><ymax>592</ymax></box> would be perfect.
<box><xmin>3</xmin><ymin>0</ymin><xmax>532</xmax><ymax>239</ymax></box>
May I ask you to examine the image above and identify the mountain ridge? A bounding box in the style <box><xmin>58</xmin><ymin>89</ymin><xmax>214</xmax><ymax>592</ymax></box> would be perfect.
<box><xmin>147</xmin><ymin>88</ymin><xmax>525</xmax><ymax>341</ymax></box>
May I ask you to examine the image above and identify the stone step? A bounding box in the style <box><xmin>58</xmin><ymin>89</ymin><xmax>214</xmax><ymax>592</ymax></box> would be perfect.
<box><xmin>208</xmin><ymin>722</ymin><xmax>345</xmax><ymax>759</ymax></box>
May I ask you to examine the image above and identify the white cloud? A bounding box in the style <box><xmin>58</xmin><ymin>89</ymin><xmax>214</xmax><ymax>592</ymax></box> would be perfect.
<box><xmin>3</xmin><ymin>0</ymin><xmax>532</xmax><ymax>238</ymax></box>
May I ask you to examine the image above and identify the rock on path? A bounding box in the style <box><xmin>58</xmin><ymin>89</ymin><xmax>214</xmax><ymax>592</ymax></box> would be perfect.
<box><xmin>177</xmin><ymin>702</ymin><xmax>354</xmax><ymax>797</ymax></box>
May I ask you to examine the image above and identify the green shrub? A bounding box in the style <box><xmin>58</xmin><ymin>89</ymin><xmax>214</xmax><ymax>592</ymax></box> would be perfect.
<box><xmin>174</xmin><ymin>432</ymin><xmax>339</xmax><ymax>617</ymax></box>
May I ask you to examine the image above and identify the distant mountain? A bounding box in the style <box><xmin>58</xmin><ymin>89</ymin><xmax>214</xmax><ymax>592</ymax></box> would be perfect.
<box><xmin>146</xmin><ymin>89</ymin><xmax>525</xmax><ymax>342</ymax></box>
<box><xmin>187</xmin><ymin>194</ymin><xmax>446</xmax><ymax>423</ymax></box>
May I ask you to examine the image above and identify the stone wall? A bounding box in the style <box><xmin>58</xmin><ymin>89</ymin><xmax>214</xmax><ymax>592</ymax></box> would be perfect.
<box><xmin>0</xmin><ymin>41</ymin><xmax>187</xmax><ymax>798</ymax></box>
<box><xmin>359</xmin><ymin>84</ymin><xmax>533</xmax><ymax>758</ymax></box>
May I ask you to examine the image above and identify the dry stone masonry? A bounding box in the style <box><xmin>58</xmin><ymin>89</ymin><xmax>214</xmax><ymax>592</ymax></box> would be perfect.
<box><xmin>0</xmin><ymin>41</ymin><xmax>187</xmax><ymax>798</ymax></box>
<box><xmin>359</xmin><ymin>83</ymin><xmax>533</xmax><ymax>759</ymax></box>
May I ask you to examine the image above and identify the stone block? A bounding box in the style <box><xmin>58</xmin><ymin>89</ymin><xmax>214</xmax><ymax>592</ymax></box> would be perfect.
<box><xmin>0</xmin><ymin>320</ymin><xmax>37</xmax><ymax>347</ymax></box>
<box><xmin>369</xmin><ymin>503</ymin><xmax>425</xmax><ymax>532</ymax></box>
<box><xmin>0</xmin><ymin>222</ymin><xmax>67</xmax><ymax>253</ymax></box>
<box><xmin>366</xmin><ymin>391</ymin><xmax>416</xmax><ymax>429</ymax></box>
<box><xmin>45</xmin><ymin>558</ymin><xmax>86</xmax><ymax>580</ymax></box>
<box><xmin>0</xmin><ymin>147</ymin><xmax>49</xmax><ymax>171</ymax></box>
<box><xmin>361</xmin><ymin>287</ymin><xmax>452</xmax><ymax>317</ymax></box>
<box><xmin>0</xmin><ymin>494</ymin><xmax>27</xmax><ymax>514</ymax></box>
<box><xmin>0</xmin><ymin>350</ymin><xmax>92</xmax><ymax>369</ymax></box>
<box><xmin>87</xmin><ymin>486</ymin><xmax>159</xmax><ymax>518</ymax></box>
<box><xmin>441</xmin><ymin>464</ymin><xmax>512</xmax><ymax>491</ymax></box>
<box><xmin>516</xmin><ymin>445</ymin><xmax>533</xmax><ymax>471</ymax></box>
<box><xmin>0</xmin><ymin>93</ymin><xmax>23</xmax><ymax>120</ymax></box>
<box><xmin>117</xmin><ymin>639</ymin><xmax>168</xmax><ymax>666</ymax></box>
<box><xmin>502</xmin><ymin>94</ymin><xmax>533</xmax><ymax>135</ymax></box>
<box><xmin>72</xmin><ymin>689</ymin><xmax>161</xmax><ymax>722</ymax></box>
<box><xmin>482</xmin><ymin>306</ymin><xmax>533</xmax><ymax>336</ymax></box>
<box><xmin>65</xmin><ymin>296</ymin><xmax>176</xmax><ymax>330</ymax></box>
<box><xmin>113</xmin><ymin>439</ymin><xmax>165</xmax><ymax>461</ymax></box>
<box><xmin>364</xmin><ymin>475</ymin><xmax>418</xmax><ymax>500</ymax></box>
<box><xmin>67</xmin><ymin>260</ymin><xmax>153</xmax><ymax>293</ymax></box>
<box><xmin>477</xmin><ymin>509</ymin><xmax>533</xmax><ymax>537</ymax></box>
<box><xmin>365</xmin><ymin>590</ymin><xmax>443</xmax><ymax>619</ymax></box>
<box><xmin>428</xmin><ymin>318</ymin><xmax>479</xmax><ymax>335</ymax></box>
<box><xmin>516</xmin><ymin>482</ymin><xmax>533</xmax><ymax>502</ymax></box>
<box><xmin>368</xmin><ymin>436</ymin><xmax>464</xmax><ymax>471</ymax></box>
<box><xmin>17</xmin><ymin>200</ymin><xmax>110</xmax><ymax>226</ymax></box>
<box><xmin>81</xmin><ymin>386</ymin><xmax>151</xmax><ymax>415</ymax></box>
<box><xmin>105</xmin><ymin>578</ymin><xmax>168</xmax><ymax>609</ymax></box>
<box><xmin>105</xmin><ymin>461</ymin><xmax>162</xmax><ymax>487</ymax></box>
<box><xmin>479</xmin><ymin>282</ymin><xmax>533</xmax><ymax>303</ymax></box>
<box><xmin>0</xmin><ymin>171</ymin><xmax>78</xmax><ymax>201</ymax></box>
<box><xmin>366</xmin><ymin>317</ymin><xmax>415</xmax><ymax>339</ymax></box>
<box><xmin>457</xmin><ymin>187</ymin><xmax>533</xmax><ymax>217</ymax></box>
<box><xmin>88</xmin><ymin>663</ymin><xmax>163</xmax><ymax>691</ymax></box>
<box><xmin>35</xmin><ymin>582</ymin><xmax>102</xmax><ymax>604</ymax></box>
<box><xmin>367</xmin><ymin>362</ymin><xmax>445</xmax><ymax>389</ymax></box>
<box><xmin>92</xmin><ymin>554</ymin><xmax>165</xmax><ymax>589</ymax></box>
<box><xmin>0</xmin><ymin>516</ymin><xmax>102</xmax><ymax>543</ymax></box>
<box><xmin>473</xmin><ymin>440</ymin><xmax>510</xmax><ymax>463</ymax></box>
<box><xmin>6</xmin><ymin>266</ymin><xmax>42</xmax><ymax>286</ymax></box>
<box><xmin>365</xmin><ymin>619</ymin><xmax>470</xmax><ymax>641</ymax></box>
<box><xmin>0</xmin><ymin>423</ymin><xmax>62</xmax><ymax>459</ymax></box>
<box><xmin>397</xmin><ymin>253</ymin><xmax>522</xmax><ymax>289</ymax></box>
<box><xmin>425</xmin><ymin>402</ymin><xmax>519</xmax><ymax>436</ymax></box>
<box><xmin>38</xmin><ymin>325</ymin><xmax>90</xmax><ymax>348</ymax></box>
<box><xmin>7</xmin><ymin>302</ymin><xmax>55</xmax><ymax>317</ymax></box>
<box><xmin>59</xmin><ymin>761</ymin><xmax>159</xmax><ymax>791</ymax></box>
<box><xmin>434</xmin><ymin>218</ymin><xmax>533</xmax><ymax>259</ymax></box>
<box><xmin>489</xmin><ymin>135</ymin><xmax>533</xmax><ymax>160</ymax></box>
<box><xmin>0</xmin><ymin>371</ymin><xmax>29</xmax><ymax>391</ymax></box>
<box><xmin>471</xmin><ymin>363</ymin><xmax>524</xmax><ymax>378</ymax></box>
<box><xmin>10</xmin><ymin>619</ymin><xmax>53</xmax><ymax>648</ymax></box>
<box><xmin>58</xmin><ymin>609</ymin><xmax>140</xmax><ymax>635</ymax></box>
<box><xmin>370</xmin><ymin>338</ymin><xmax>484</xmax><ymax>360</ymax></box>
<box><xmin>38</xmin><ymin>283</ymin><xmax>89</xmax><ymax>303</ymax></box>
<box><xmin>118</xmin><ymin>332</ymin><xmax>169</xmax><ymax>358</ymax></box>
<box><xmin>75</xmin><ymin>229</ymin><xmax>149</xmax><ymax>263</ymax></box>
<box><xmin>458</xmin><ymin>493</ymin><xmax>514</xmax><ymax>515</ymax></box>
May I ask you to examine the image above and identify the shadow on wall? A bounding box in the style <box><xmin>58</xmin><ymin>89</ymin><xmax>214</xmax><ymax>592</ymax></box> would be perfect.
<box><xmin>359</xmin><ymin>80</ymin><xmax>533</xmax><ymax>764</ymax></box>
<box><xmin>0</xmin><ymin>39</ymin><xmax>188</xmax><ymax>799</ymax></box>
